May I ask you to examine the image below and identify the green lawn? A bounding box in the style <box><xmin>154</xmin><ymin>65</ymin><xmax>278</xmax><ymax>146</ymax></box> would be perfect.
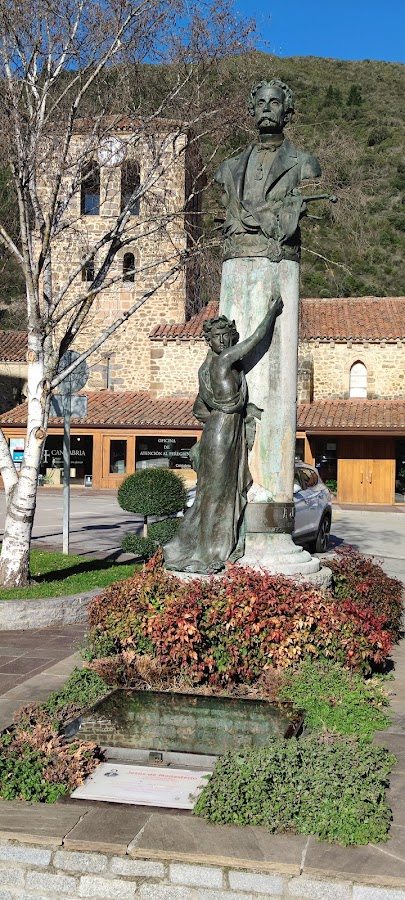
<box><xmin>0</xmin><ymin>550</ymin><xmax>138</xmax><ymax>600</ymax></box>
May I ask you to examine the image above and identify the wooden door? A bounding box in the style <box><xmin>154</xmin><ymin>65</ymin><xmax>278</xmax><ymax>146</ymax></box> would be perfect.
<box><xmin>337</xmin><ymin>437</ymin><xmax>394</xmax><ymax>505</ymax></box>
<box><xmin>338</xmin><ymin>438</ymin><xmax>367</xmax><ymax>503</ymax></box>
<box><xmin>365</xmin><ymin>439</ymin><xmax>394</xmax><ymax>505</ymax></box>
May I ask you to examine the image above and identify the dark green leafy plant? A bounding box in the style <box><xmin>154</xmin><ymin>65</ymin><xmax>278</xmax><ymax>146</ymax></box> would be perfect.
<box><xmin>0</xmin><ymin>744</ymin><xmax>67</xmax><ymax>803</ymax></box>
<box><xmin>194</xmin><ymin>735</ymin><xmax>395</xmax><ymax>845</ymax></box>
<box><xmin>279</xmin><ymin>659</ymin><xmax>390</xmax><ymax>736</ymax></box>
<box><xmin>43</xmin><ymin>667</ymin><xmax>110</xmax><ymax>725</ymax></box>
<box><xmin>122</xmin><ymin>517</ymin><xmax>180</xmax><ymax>559</ymax></box>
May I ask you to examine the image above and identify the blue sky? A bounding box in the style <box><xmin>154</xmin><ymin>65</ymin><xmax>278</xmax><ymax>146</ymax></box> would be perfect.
<box><xmin>236</xmin><ymin>0</ymin><xmax>405</xmax><ymax>63</ymax></box>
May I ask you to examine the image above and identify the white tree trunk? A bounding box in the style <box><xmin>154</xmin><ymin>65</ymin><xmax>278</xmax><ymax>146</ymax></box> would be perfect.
<box><xmin>0</xmin><ymin>348</ymin><xmax>47</xmax><ymax>588</ymax></box>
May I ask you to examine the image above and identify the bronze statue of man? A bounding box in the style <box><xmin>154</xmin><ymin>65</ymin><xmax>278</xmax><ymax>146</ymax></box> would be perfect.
<box><xmin>215</xmin><ymin>78</ymin><xmax>321</xmax><ymax>263</ymax></box>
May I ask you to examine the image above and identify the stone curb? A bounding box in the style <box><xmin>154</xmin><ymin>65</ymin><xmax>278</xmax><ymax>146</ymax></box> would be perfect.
<box><xmin>0</xmin><ymin>814</ymin><xmax>404</xmax><ymax>898</ymax></box>
<box><xmin>0</xmin><ymin>588</ymin><xmax>100</xmax><ymax>630</ymax></box>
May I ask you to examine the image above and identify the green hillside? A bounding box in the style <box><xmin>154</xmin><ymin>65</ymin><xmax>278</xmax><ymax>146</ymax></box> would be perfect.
<box><xmin>1</xmin><ymin>51</ymin><xmax>404</xmax><ymax>324</ymax></box>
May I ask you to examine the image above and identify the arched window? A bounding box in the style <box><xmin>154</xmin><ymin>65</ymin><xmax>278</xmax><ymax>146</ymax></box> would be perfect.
<box><xmin>123</xmin><ymin>252</ymin><xmax>135</xmax><ymax>283</ymax></box>
<box><xmin>121</xmin><ymin>160</ymin><xmax>140</xmax><ymax>215</ymax></box>
<box><xmin>349</xmin><ymin>361</ymin><xmax>367</xmax><ymax>398</ymax></box>
<box><xmin>80</xmin><ymin>161</ymin><xmax>100</xmax><ymax>216</ymax></box>
<box><xmin>82</xmin><ymin>257</ymin><xmax>95</xmax><ymax>282</ymax></box>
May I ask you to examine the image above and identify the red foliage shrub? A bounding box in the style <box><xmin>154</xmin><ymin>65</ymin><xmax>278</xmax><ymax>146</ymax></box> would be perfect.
<box><xmin>87</xmin><ymin>552</ymin><xmax>393</xmax><ymax>681</ymax></box>
<box><xmin>328</xmin><ymin>547</ymin><xmax>403</xmax><ymax>639</ymax></box>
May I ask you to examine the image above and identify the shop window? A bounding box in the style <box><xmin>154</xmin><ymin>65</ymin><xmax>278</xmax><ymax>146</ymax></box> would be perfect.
<box><xmin>349</xmin><ymin>361</ymin><xmax>367</xmax><ymax>398</ymax></box>
<box><xmin>314</xmin><ymin>438</ymin><xmax>338</xmax><ymax>492</ymax></box>
<box><xmin>121</xmin><ymin>160</ymin><xmax>140</xmax><ymax>215</ymax></box>
<box><xmin>123</xmin><ymin>252</ymin><xmax>135</xmax><ymax>283</ymax></box>
<box><xmin>295</xmin><ymin>438</ymin><xmax>305</xmax><ymax>461</ymax></box>
<box><xmin>39</xmin><ymin>435</ymin><xmax>93</xmax><ymax>485</ymax></box>
<box><xmin>110</xmin><ymin>440</ymin><xmax>127</xmax><ymax>474</ymax></box>
<box><xmin>395</xmin><ymin>440</ymin><xmax>405</xmax><ymax>503</ymax></box>
<box><xmin>136</xmin><ymin>435</ymin><xmax>197</xmax><ymax>470</ymax></box>
<box><xmin>82</xmin><ymin>257</ymin><xmax>95</xmax><ymax>282</ymax></box>
<box><xmin>81</xmin><ymin>161</ymin><xmax>100</xmax><ymax>216</ymax></box>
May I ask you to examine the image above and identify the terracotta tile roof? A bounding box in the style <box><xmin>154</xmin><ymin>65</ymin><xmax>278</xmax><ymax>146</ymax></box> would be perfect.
<box><xmin>0</xmin><ymin>331</ymin><xmax>27</xmax><ymax>362</ymax></box>
<box><xmin>0</xmin><ymin>390</ymin><xmax>198</xmax><ymax>429</ymax></box>
<box><xmin>2</xmin><ymin>393</ymin><xmax>404</xmax><ymax>435</ymax></box>
<box><xmin>297</xmin><ymin>400</ymin><xmax>405</xmax><ymax>432</ymax></box>
<box><xmin>150</xmin><ymin>301</ymin><xmax>219</xmax><ymax>341</ymax></box>
<box><xmin>150</xmin><ymin>297</ymin><xmax>405</xmax><ymax>343</ymax></box>
<box><xmin>299</xmin><ymin>297</ymin><xmax>405</xmax><ymax>341</ymax></box>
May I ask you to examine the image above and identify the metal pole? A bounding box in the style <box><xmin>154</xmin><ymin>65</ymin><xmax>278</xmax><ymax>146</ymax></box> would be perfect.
<box><xmin>62</xmin><ymin>393</ymin><xmax>71</xmax><ymax>555</ymax></box>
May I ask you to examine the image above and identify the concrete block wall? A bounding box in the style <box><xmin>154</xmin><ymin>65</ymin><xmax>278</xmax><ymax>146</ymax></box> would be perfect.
<box><xmin>0</xmin><ymin>843</ymin><xmax>403</xmax><ymax>900</ymax></box>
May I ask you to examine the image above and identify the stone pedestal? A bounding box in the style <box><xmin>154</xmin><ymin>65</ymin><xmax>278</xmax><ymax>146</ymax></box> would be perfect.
<box><xmin>219</xmin><ymin>256</ymin><xmax>326</xmax><ymax>580</ymax></box>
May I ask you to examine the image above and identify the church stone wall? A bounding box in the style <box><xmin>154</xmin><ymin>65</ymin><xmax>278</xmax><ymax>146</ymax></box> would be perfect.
<box><xmin>301</xmin><ymin>340</ymin><xmax>405</xmax><ymax>399</ymax></box>
<box><xmin>39</xmin><ymin>128</ymin><xmax>189</xmax><ymax>392</ymax></box>
<box><xmin>150</xmin><ymin>341</ymin><xmax>207</xmax><ymax>398</ymax></box>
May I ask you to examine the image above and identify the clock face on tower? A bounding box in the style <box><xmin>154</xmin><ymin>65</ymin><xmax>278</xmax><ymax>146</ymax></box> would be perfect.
<box><xmin>97</xmin><ymin>137</ymin><xmax>127</xmax><ymax>167</ymax></box>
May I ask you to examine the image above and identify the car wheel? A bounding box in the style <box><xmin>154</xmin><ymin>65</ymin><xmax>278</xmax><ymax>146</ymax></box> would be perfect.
<box><xmin>312</xmin><ymin>514</ymin><xmax>331</xmax><ymax>554</ymax></box>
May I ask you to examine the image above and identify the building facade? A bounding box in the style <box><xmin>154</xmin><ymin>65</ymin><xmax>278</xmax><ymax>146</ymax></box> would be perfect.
<box><xmin>2</xmin><ymin>296</ymin><xmax>405</xmax><ymax>504</ymax></box>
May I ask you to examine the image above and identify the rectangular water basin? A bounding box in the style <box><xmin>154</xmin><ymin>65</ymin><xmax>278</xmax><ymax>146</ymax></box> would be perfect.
<box><xmin>70</xmin><ymin>689</ymin><xmax>301</xmax><ymax>757</ymax></box>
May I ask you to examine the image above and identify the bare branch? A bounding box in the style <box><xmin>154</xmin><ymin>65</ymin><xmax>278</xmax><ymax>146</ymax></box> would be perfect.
<box><xmin>51</xmin><ymin>261</ymin><xmax>182</xmax><ymax>388</ymax></box>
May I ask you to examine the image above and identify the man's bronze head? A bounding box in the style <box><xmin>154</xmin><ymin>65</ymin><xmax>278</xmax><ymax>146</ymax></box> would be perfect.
<box><xmin>248</xmin><ymin>78</ymin><xmax>294</xmax><ymax>130</ymax></box>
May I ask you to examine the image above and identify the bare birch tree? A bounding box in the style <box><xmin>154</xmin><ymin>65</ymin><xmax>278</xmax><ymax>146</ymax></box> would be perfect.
<box><xmin>0</xmin><ymin>0</ymin><xmax>255</xmax><ymax>586</ymax></box>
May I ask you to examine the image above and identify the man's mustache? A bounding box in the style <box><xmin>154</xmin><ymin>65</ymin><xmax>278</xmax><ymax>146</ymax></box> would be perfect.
<box><xmin>258</xmin><ymin>113</ymin><xmax>280</xmax><ymax>123</ymax></box>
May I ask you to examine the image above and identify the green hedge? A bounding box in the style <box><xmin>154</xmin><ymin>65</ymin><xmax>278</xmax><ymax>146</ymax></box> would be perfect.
<box><xmin>122</xmin><ymin>517</ymin><xmax>180</xmax><ymax>559</ymax></box>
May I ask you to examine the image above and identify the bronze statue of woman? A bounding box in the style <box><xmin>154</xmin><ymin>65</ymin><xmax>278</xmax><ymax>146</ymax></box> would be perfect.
<box><xmin>163</xmin><ymin>294</ymin><xmax>283</xmax><ymax>574</ymax></box>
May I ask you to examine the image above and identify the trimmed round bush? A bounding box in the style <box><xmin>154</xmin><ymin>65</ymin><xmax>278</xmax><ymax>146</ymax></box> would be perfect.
<box><xmin>149</xmin><ymin>517</ymin><xmax>180</xmax><ymax>544</ymax></box>
<box><xmin>118</xmin><ymin>468</ymin><xmax>187</xmax><ymax>517</ymax></box>
<box><xmin>122</xmin><ymin>517</ymin><xmax>180</xmax><ymax>559</ymax></box>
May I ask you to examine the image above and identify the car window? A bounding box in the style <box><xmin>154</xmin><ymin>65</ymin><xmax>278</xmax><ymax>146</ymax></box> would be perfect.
<box><xmin>293</xmin><ymin>469</ymin><xmax>302</xmax><ymax>491</ymax></box>
<box><xmin>299</xmin><ymin>467</ymin><xmax>319</xmax><ymax>490</ymax></box>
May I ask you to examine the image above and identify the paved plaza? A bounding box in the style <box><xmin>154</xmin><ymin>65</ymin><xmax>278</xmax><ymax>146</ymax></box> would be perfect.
<box><xmin>1</xmin><ymin>489</ymin><xmax>405</xmax><ymax>578</ymax></box>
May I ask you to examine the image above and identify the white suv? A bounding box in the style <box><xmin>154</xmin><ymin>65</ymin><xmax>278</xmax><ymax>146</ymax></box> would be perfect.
<box><xmin>185</xmin><ymin>461</ymin><xmax>332</xmax><ymax>554</ymax></box>
<box><xmin>293</xmin><ymin>461</ymin><xmax>332</xmax><ymax>553</ymax></box>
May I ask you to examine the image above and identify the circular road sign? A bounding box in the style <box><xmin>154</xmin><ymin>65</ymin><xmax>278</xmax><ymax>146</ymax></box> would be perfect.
<box><xmin>57</xmin><ymin>350</ymin><xmax>89</xmax><ymax>395</ymax></box>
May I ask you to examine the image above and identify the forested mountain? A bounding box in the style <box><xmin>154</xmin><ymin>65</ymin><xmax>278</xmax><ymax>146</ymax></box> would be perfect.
<box><xmin>1</xmin><ymin>51</ymin><xmax>404</xmax><ymax>327</ymax></box>
<box><xmin>201</xmin><ymin>52</ymin><xmax>405</xmax><ymax>300</ymax></box>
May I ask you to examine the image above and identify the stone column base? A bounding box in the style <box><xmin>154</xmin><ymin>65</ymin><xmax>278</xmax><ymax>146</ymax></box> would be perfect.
<box><xmin>240</xmin><ymin>532</ymin><xmax>332</xmax><ymax>588</ymax></box>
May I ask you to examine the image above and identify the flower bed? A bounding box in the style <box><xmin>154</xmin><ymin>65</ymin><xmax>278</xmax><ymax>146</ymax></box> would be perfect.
<box><xmin>328</xmin><ymin>546</ymin><xmax>403</xmax><ymax>638</ymax></box>
<box><xmin>85</xmin><ymin>551</ymin><xmax>395</xmax><ymax>682</ymax></box>
<box><xmin>0</xmin><ymin>548</ymin><xmax>399</xmax><ymax>848</ymax></box>
<box><xmin>0</xmin><ymin>668</ymin><xmax>108</xmax><ymax>802</ymax></box>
